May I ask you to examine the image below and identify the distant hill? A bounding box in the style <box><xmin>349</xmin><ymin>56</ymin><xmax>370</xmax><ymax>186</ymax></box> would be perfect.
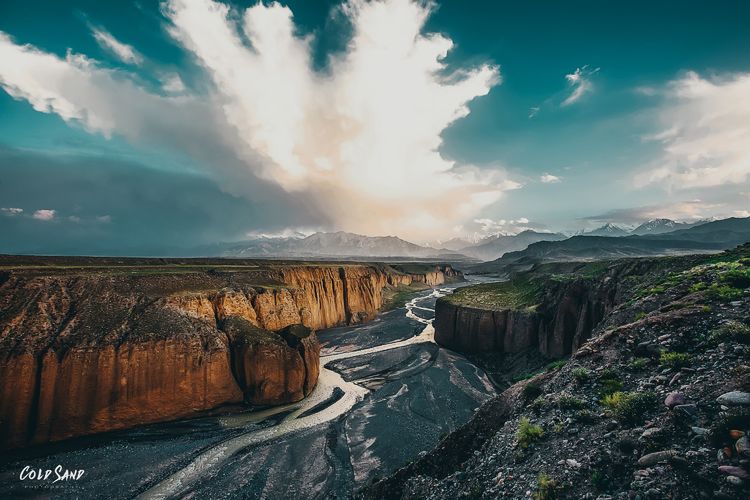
<box><xmin>213</xmin><ymin>231</ymin><xmax>468</xmax><ymax>259</ymax></box>
<box><xmin>459</xmin><ymin>230</ymin><xmax>567</xmax><ymax>261</ymax></box>
<box><xmin>472</xmin><ymin>217</ymin><xmax>750</xmax><ymax>274</ymax></box>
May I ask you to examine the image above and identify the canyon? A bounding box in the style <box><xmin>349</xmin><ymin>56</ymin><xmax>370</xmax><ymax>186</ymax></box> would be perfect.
<box><xmin>0</xmin><ymin>258</ymin><xmax>460</xmax><ymax>449</ymax></box>
<box><xmin>434</xmin><ymin>259</ymin><xmax>670</xmax><ymax>362</ymax></box>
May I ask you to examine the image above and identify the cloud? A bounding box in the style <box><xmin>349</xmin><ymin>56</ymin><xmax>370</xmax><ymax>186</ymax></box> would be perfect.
<box><xmin>469</xmin><ymin>217</ymin><xmax>537</xmax><ymax>237</ymax></box>
<box><xmin>32</xmin><ymin>209</ymin><xmax>56</xmax><ymax>220</ymax></box>
<box><xmin>96</xmin><ymin>215</ymin><xmax>112</xmax><ymax>223</ymax></box>
<box><xmin>636</xmin><ymin>70</ymin><xmax>750</xmax><ymax>190</ymax></box>
<box><xmin>540</xmin><ymin>173</ymin><xmax>561</xmax><ymax>183</ymax></box>
<box><xmin>160</xmin><ymin>73</ymin><xmax>186</xmax><ymax>93</ymax></box>
<box><xmin>562</xmin><ymin>65</ymin><xmax>599</xmax><ymax>106</ymax></box>
<box><xmin>528</xmin><ymin>106</ymin><xmax>539</xmax><ymax>118</ymax></box>
<box><xmin>1</xmin><ymin>207</ymin><xmax>23</xmax><ymax>215</ymax></box>
<box><xmin>0</xmin><ymin>0</ymin><xmax>509</xmax><ymax>240</ymax></box>
<box><xmin>90</xmin><ymin>27</ymin><xmax>144</xmax><ymax>65</ymax></box>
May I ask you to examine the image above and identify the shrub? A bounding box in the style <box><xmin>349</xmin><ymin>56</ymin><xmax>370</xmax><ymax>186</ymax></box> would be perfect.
<box><xmin>659</xmin><ymin>351</ymin><xmax>691</xmax><ymax>368</ymax></box>
<box><xmin>600</xmin><ymin>378</ymin><xmax>623</xmax><ymax>395</ymax></box>
<box><xmin>629</xmin><ymin>358</ymin><xmax>649</xmax><ymax>370</ymax></box>
<box><xmin>597</xmin><ymin>368</ymin><xmax>623</xmax><ymax>395</ymax></box>
<box><xmin>546</xmin><ymin>359</ymin><xmax>567</xmax><ymax>371</ymax></box>
<box><xmin>517</xmin><ymin>417</ymin><xmax>544</xmax><ymax>448</ymax></box>
<box><xmin>721</xmin><ymin>269</ymin><xmax>750</xmax><ymax>289</ymax></box>
<box><xmin>530</xmin><ymin>397</ymin><xmax>548</xmax><ymax>413</ymax></box>
<box><xmin>557</xmin><ymin>394</ymin><xmax>587</xmax><ymax>410</ymax></box>
<box><xmin>707</xmin><ymin>284</ymin><xmax>743</xmax><ymax>302</ymax></box>
<box><xmin>523</xmin><ymin>382</ymin><xmax>543</xmax><ymax>400</ymax></box>
<box><xmin>634</xmin><ymin>311</ymin><xmax>647</xmax><ymax>321</ymax></box>
<box><xmin>709</xmin><ymin>320</ymin><xmax>750</xmax><ymax>344</ymax></box>
<box><xmin>572</xmin><ymin>367</ymin><xmax>591</xmax><ymax>382</ymax></box>
<box><xmin>601</xmin><ymin>391</ymin><xmax>658</xmax><ymax>425</ymax></box>
<box><xmin>535</xmin><ymin>474</ymin><xmax>558</xmax><ymax>500</ymax></box>
<box><xmin>689</xmin><ymin>282</ymin><xmax>707</xmax><ymax>293</ymax></box>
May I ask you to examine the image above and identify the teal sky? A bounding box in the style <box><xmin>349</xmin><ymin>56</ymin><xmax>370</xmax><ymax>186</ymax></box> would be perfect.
<box><xmin>1</xmin><ymin>0</ymin><xmax>749</xmax><ymax>254</ymax></box>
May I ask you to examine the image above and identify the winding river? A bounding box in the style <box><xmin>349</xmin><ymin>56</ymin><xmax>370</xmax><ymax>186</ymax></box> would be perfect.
<box><xmin>0</xmin><ymin>279</ymin><xmax>495</xmax><ymax>499</ymax></box>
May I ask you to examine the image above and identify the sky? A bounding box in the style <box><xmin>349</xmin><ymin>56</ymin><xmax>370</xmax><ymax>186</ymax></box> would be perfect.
<box><xmin>1</xmin><ymin>0</ymin><xmax>750</xmax><ymax>254</ymax></box>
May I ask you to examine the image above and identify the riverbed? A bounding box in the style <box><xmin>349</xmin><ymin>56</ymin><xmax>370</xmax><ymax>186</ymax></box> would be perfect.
<box><xmin>0</xmin><ymin>279</ymin><xmax>496</xmax><ymax>499</ymax></box>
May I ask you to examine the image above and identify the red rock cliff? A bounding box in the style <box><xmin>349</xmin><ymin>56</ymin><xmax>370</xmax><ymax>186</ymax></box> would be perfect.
<box><xmin>0</xmin><ymin>262</ymin><xmax>459</xmax><ymax>449</ymax></box>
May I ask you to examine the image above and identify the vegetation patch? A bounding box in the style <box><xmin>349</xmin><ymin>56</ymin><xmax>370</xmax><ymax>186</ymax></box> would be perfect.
<box><xmin>517</xmin><ymin>417</ymin><xmax>544</xmax><ymax>448</ymax></box>
<box><xmin>572</xmin><ymin>367</ymin><xmax>591</xmax><ymax>382</ymax></box>
<box><xmin>546</xmin><ymin>359</ymin><xmax>567</xmax><ymax>371</ymax></box>
<box><xmin>556</xmin><ymin>394</ymin><xmax>586</xmax><ymax>411</ymax></box>
<box><xmin>601</xmin><ymin>391</ymin><xmax>658</xmax><ymax>425</ymax></box>
<box><xmin>659</xmin><ymin>351</ymin><xmax>691</xmax><ymax>368</ymax></box>
<box><xmin>709</xmin><ymin>320</ymin><xmax>750</xmax><ymax>344</ymax></box>
<box><xmin>445</xmin><ymin>275</ymin><xmax>541</xmax><ymax>310</ymax></box>
<box><xmin>535</xmin><ymin>474</ymin><xmax>559</xmax><ymax>500</ymax></box>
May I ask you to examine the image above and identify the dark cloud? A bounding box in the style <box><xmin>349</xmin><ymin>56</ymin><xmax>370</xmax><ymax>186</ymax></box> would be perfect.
<box><xmin>0</xmin><ymin>146</ymin><xmax>326</xmax><ymax>255</ymax></box>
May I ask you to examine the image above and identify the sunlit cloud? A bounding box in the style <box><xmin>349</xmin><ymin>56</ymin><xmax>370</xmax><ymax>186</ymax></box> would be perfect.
<box><xmin>32</xmin><ymin>209</ymin><xmax>56</xmax><ymax>221</ymax></box>
<box><xmin>0</xmin><ymin>0</ymin><xmax>511</xmax><ymax>240</ymax></box>
<box><xmin>90</xmin><ymin>26</ymin><xmax>143</xmax><ymax>65</ymax></box>
<box><xmin>636</xmin><ymin>70</ymin><xmax>750</xmax><ymax>190</ymax></box>
<box><xmin>1</xmin><ymin>207</ymin><xmax>23</xmax><ymax>216</ymax></box>
<box><xmin>562</xmin><ymin>65</ymin><xmax>599</xmax><ymax>106</ymax></box>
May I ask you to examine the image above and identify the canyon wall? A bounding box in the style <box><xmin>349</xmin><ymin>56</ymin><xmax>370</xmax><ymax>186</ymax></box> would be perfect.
<box><xmin>0</xmin><ymin>263</ymin><xmax>460</xmax><ymax>449</ymax></box>
<box><xmin>434</xmin><ymin>268</ymin><xmax>634</xmax><ymax>360</ymax></box>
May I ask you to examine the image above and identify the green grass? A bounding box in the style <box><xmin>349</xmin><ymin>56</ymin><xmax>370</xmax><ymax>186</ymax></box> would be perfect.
<box><xmin>572</xmin><ymin>367</ymin><xmax>591</xmax><ymax>382</ymax></box>
<box><xmin>597</xmin><ymin>369</ymin><xmax>623</xmax><ymax>395</ymax></box>
<box><xmin>517</xmin><ymin>417</ymin><xmax>544</xmax><ymax>448</ymax></box>
<box><xmin>601</xmin><ymin>391</ymin><xmax>657</xmax><ymax>425</ymax></box>
<box><xmin>444</xmin><ymin>276</ymin><xmax>541</xmax><ymax>310</ymax></box>
<box><xmin>557</xmin><ymin>394</ymin><xmax>586</xmax><ymax>410</ymax></box>
<box><xmin>546</xmin><ymin>359</ymin><xmax>567</xmax><ymax>371</ymax></box>
<box><xmin>629</xmin><ymin>358</ymin><xmax>649</xmax><ymax>370</ymax></box>
<box><xmin>659</xmin><ymin>351</ymin><xmax>691</xmax><ymax>368</ymax></box>
<box><xmin>710</xmin><ymin>320</ymin><xmax>750</xmax><ymax>344</ymax></box>
<box><xmin>535</xmin><ymin>474</ymin><xmax>559</xmax><ymax>500</ymax></box>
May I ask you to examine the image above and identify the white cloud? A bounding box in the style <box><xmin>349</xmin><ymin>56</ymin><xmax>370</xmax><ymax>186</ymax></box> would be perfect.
<box><xmin>0</xmin><ymin>0</ymin><xmax>511</xmax><ymax>240</ymax></box>
<box><xmin>540</xmin><ymin>173</ymin><xmax>561</xmax><ymax>183</ymax></box>
<box><xmin>1</xmin><ymin>207</ymin><xmax>23</xmax><ymax>215</ymax></box>
<box><xmin>735</xmin><ymin>210</ymin><xmax>750</xmax><ymax>218</ymax></box>
<box><xmin>96</xmin><ymin>215</ymin><xmax>112</xmax><ymax>223</ymax></box>
<box><xmin>528</xmin><ymin>106</ymin><xmax>539</xmax><ymax>118</ymax></box>
<box><xmin>91</xmin><ymin>27</ymin><xmax>143</xmax><ymax>65</ymax></box>
<box><xmin>32</xmin><ymin>209</ymin><xmax>56</xmax><ymax>221</ymax></box>
<box><xmin>160</xmin><ymin>73</ymin><xmax>186</xmax><ymax>93</ymax></box>
<box><xmin>469</xmin><ymin>217</ymin><xmax>537</xmax><ymax>237</ymax></box>
<box><xmin>562</xmin><ymin>65</ymin><xmax>599</xmax><ymax>106</ymax></box>
<box><xmin>636</xmin><ymin>70</ymin><xmax>750</xmax><ymax>190</ymax></box>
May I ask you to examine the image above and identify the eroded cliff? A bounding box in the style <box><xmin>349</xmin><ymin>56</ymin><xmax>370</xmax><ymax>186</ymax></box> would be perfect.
<box><xmin>435</xmin><ymin>260</ymin><xmax>668</xmax><ymax>361</ymax></box>
<box><xmin>0</xmin><ymin>260</ymin><xmax>461</xmax><ymax>449</ymax></box>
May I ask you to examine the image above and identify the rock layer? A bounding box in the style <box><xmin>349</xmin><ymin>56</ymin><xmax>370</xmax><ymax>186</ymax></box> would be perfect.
<box><xmin>0</xmin><ymin>263</ymin><xmax>460</xmax><ymax>449</ymax></box>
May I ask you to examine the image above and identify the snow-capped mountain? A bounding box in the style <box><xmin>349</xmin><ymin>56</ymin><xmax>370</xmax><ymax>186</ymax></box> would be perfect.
<box><xmin>585</xmin><ymin>223</ymin><xmax>631</xmax><ymax>237</ymax></box>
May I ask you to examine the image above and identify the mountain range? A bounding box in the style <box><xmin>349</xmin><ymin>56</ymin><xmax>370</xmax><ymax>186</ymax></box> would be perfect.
<box><xmin>472</xmin><ymin>217</ymin><xmax>750</xmax><ymax>274</ymax></box>
<box><xmin>196</xmin><ymin>217</ymin><xmax>743</xmax><ymax>262</ymax></box>
<box><xmin>209</xmin><ymin>231</ymin><xmax>463</xmax><ymax>260</ymax></box>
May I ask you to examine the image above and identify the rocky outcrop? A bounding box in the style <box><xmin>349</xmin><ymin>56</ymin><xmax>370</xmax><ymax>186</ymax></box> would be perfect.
<box><xmin>0</xmin><ymin>262</ymin><xmax>460</xmax><ymax>449</ymax></box>
<box><xmin>435</xmin><ymin>264</ymin><xmax>649</xmax><ymax>359</ymax></box>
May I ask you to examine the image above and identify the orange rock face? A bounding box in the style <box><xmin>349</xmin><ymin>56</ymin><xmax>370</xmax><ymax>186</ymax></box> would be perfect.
<box><xmin>0</xmin><ymin>263</ymin><xmax>459</xmax><ymax>449</ymax></box>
